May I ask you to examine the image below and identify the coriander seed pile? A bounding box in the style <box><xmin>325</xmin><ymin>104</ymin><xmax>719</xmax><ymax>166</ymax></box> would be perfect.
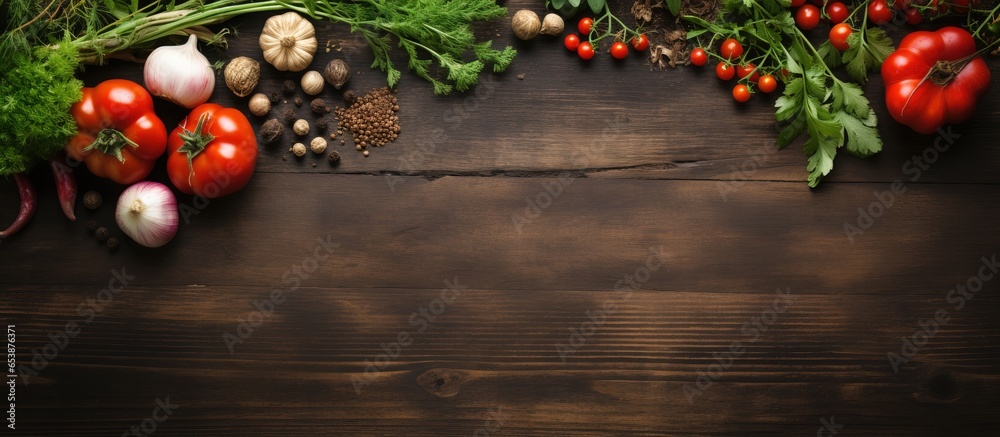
<box><xmin>334</xmin><ymin>87</ymin><xmax>400</xmax><ymax>156</ymax></box>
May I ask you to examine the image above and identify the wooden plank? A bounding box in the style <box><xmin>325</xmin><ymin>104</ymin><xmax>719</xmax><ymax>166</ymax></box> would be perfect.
<box><xmin>4</xmin><ymin>285</ymin><xmax>999</xmax><ymax>435</ymax></box>
<box><xmin>2</xmin><ymin>174</ymin><xmax>1000</xmax><ymax>290</ymax></box>
<box><xmin>59</xmin><ymin>6</ymin><xmax>1000</xmax><ymax>185</ymax></box>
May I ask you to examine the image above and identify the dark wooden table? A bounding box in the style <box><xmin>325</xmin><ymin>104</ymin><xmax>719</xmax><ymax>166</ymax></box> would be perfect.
<box><xmin>3</xmin><ymin>2</ymin><xmax>1000</xmax><ymax>435</ymax></box>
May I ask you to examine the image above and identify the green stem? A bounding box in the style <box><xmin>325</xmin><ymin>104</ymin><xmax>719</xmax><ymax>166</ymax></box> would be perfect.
<box><xmin>83</xmin><ymin>128</ymin><xmax>137</xmax><ymax>163</ymax></box>
<box><xmin>176</xmin><ymin>113</ymin><xmax>215</xmax><ymax>170</ymax></box>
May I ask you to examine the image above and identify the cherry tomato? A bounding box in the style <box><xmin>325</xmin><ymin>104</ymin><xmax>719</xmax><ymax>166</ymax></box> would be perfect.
<box><xmin>631</xmin><ymin>34</ymin><xmax>650</xmax><ymax>51</ymax></box>
<box><xmin>732</xmin><ymin>84</ymin><xmax>751</xmax><ymax>102</ymax></box>
<box><xmin>736</xmin><ymin>63</ymin><xmax>760</xmax><ymax>83</ymax></box>
<box><xmin>893</xmin><ymin>0</ymin><xmax>911</xmax><ymax>10</ymax></box>
<box><xmin>577</xmin><ymin>41</ymin><xmax>595</xmax><ymax>60</ymax></box>
<box><xmin>564</xmin><ymin>34</ymin><xmax>581</xmax><ymax>51</ymax></box>
<box><xmin>829</xmin><ymin>23</ymin><xmax>853</xmax><ymax>51</ymax></box>
<box><xmin>578</xmin><ymin>17</ymin><xmax>593</xmax><ymax>35</ymax></box>
<box><xmin>904</xmin><ymin>7</ymin><xmax>923</xmax><ymax>25</ymax></box>
<box><xmin>716</xmin><ymin>63</ymin><xmax>735</xmax><ymax>80</ymax></box>
<box><xmin>825</xmin><ymin>2</ymin><xmax>850</xmax><ymax>23</ymax></box>
<box><xmin>758</xmin><ymin>75</ymin><xmax>778</xmax><ymax>93</ymax></box>
<box><xmin>690</xmin><ymin>48</ymin><xmax>708</xmax><ymax>66</ymax></box>
<box><xmin>868</xmin><ymin>0</ymin><xmax>893</xmax><ymax>25</ymax></box>
<box><xmin>610</xmin><ymin>41</ymin><xmax>629</xmax><ymax>60</ymax></box>
<box><xmin>791</xmin><ymin>0</ymin><xmax>806</xmax><ymax>6</ymax></box>
<box><xmin>719</xmin><ymin>38</ymin><xmax>744</xmax><ymax>60</ymax></box>
<box><xmin>796</xmin><ymin>5</ymin><xmax>821</xmax><ymax>30</ymax></box>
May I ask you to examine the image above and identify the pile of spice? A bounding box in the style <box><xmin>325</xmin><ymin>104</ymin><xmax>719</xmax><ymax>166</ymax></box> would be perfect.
<box><xmin>334</xmin><ymin>87</ymin><xmax>400</xmax><ymax>157</ymax></box>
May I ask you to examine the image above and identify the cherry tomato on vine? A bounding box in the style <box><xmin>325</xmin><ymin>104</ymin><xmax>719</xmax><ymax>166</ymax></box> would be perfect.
<box><xmin>732</xmin><ymin>84</ymin><xmax>751</xmax><ymax>103</ymax></box>
<box><xmin>690</xmin><ymin>48</ymin><xmax>708</xmax><ymax>66</ymax></box>
<box><xmin>736</xmin><ymin>63</ymin><xmax>760</xmax><ymax>83</ymax></box>
<box><xmin>720</xmin><ymin>38</ymin><xmax>743</xmax><ymax>60</ymax></box>
<box><xmin>577</xmin><ymin>41</ymin><xmax>595</xmax><ymax>60</ymax></box>
<box><xmin>894</xmin><ymin>0</ymin><xmax>911</xmax><ymax>10</ymax></box>
<box><xmin>796</xmin><ymin>5</ymin><xmax>821</xmax><ymax>30</ymax></box>
<box><xmin>610</xmin><ymin>41</ymin><xmax>629</xmax><ymax>60</ymax></box>
<box><xmin>791</xmin><ymin>0</ymin><xmax>806</xmax><ymax>7</ymax></box>
<box><xmin>758</xmin><ymin>75</ymin><xmax>778</xmax><ymax>93</ymax></box>
<box><xmin>564</xmin><ymin>34</ymin><xmax>581</xmax><ymax>51</ymax></box>
<box><xmin>829</xmin><ymin>23</ymin><xmax>853</xmax><ymax>51</ymax></box>
<box><xmin>578</xmin><ymin>17</ymin><xmax>593</xmax><ymax>35</ymax></box>
<box><xmin>825</xmin><ymin>2</ymin><xmax>849</xmax><ymax>24</ymax></box>
<box><xmin>868</xmin><ymin>0</ymin><xmax>893</xmax><ymax>25</ymax></box>
<box><xmin>716</xmin><ymin>63</ymin><xmax>735</xmax><ymax>80</ymax></box>
<box><xmin>904</xmin><ymin>7</ymin><xmax>923</xmax><ymax>25</ymax></box>
<box><xmin>631</xmin><ymin>34</ymin><xmax>650</xmax><ymax>51</ymax></box>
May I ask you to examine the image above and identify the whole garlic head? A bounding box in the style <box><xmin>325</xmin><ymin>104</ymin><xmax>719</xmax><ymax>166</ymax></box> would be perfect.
<box><xmin>259</xmin><ymin>12</ymin><xmax>318</xmax><ymax>72</ymax></box>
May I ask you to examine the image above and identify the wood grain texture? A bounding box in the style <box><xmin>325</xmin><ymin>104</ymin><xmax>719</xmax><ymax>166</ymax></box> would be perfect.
<box><xmin>2</xmin><ymin>1</ymin><xmax>1000</xmax><ymax>435</ymax></box>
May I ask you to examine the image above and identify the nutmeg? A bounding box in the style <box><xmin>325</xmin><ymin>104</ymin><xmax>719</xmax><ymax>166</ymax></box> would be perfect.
<box><xmin>224</xmin><ymin>57</ymin><xmax>260</xmax><ymax>97</ymax></box>
<box><xmin>301</xmin><ymin>71</ymin><xmax>324</xmax><ymax>95</ymax></box>
<box><xmin>511</xmin><ymin>10</ymin><xmax>541</xmax><ymax>41</ymax></box>
<box><xmin>323</xmin><ymin>59</ymin><xmax>351</xmax><ymax>90</ymax></box>
<box><xmin>248</xmin><ymin>93</ymin><xmax>271</xmax><ymax>116</ymax></box>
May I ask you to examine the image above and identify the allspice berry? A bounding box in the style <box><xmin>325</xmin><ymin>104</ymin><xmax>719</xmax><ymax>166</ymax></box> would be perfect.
<box><xmin>283</xmin><ymin>108</ymin><xmax>297</xmax><ymax>123</ymax></box>
<box><xmin>261</xmin><ymin>119</ymin><xmax>283</xmax><ymax>143</ymax></box>
<box><xmin>95</xmin><ymin>226</ymin><xmax>109</xmax><ymax>242</ymax></box>
<box><xmin>323</xmin><ymin>59</ymin><xmax>351</xmax><ymax>90</ymax></box>
<box><xmin>343</xmin><ymin>90</ymin><xmax>357</xmax><ymax>104</ymax></box>
<box><xmin>83</xmin><ymin>190</ymin><xmax>103</xmax><ymax>210</ymax></box>
<box><xmin>224</xmin><ymin>56</ymin><xmax>260</xmax><ymax>97</ymax></box>
<box><xmin>290</xmin><ymin>143</ymin><xmax>307</xmax><ymax>157</ymax></box>
<box><xmin>281</xmin><ymin>79</ymin><xmax>296</xmax><ymax>94</ymax></box>
<box><xmin>310</xmin><ymin>98</ymin><xmax>329</xmax><ymax>114</ymax></box>
<box><xmin>249</xmin><ymin>93</ymin><xmax>271</xmax><ymax>117</ymax></box>
<box><xmin>86</xmin><ymin>219</ymin><xmax>98</xmax><ymax>231</ymax></box>
<box><xmin>107</xmin><ymin>237</ymin><xmax>120</xmax><ymax>252</ymax></box>
<box><xmin>328</xmin><ymin>150</ymin><xmax>341</xmax><ymax>165</ymax></box>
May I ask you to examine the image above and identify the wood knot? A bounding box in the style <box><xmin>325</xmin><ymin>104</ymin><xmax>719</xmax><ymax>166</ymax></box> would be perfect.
<box><xmin>914</xmin><ymin>370</ymin><xmax>963</xmax><ymax>403</ymax></box>
<box><xmin>416</xmin><ymin>368</ymin><xmax>468</xmax><ymax>398</ymax></box>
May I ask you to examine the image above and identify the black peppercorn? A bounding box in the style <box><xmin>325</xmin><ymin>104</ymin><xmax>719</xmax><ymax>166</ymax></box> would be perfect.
<box><xmin>86</xmin><ymin>219</ymin><xmax>98</xmax><ymax>231</ymax></box>
<box><xmin>343</xmin><ymin>90</ymin><xmax>357</xmax><ymax>104</ymax></box>
<box><xmin>328</xmin><ymin>150</ymin><xmax>341</xmax><ymax>165</ymax></box>
<box><xmin>316</xmin><ymin>117</ymin><xmax>328</xmax><ymax>132</ymax></box>
<box><xmin>260</xmin><ymin>119</ymin><xmax>283</xmax><ymax>144</ymax></box>
<box><xmin>106</xmin><ymin>237</ymin><xmax>119</xmax><ymax>252</ymax></box>
<box><xmin>294</xmin><ymin>97</ymin><xmax>303</xmax><ymax>107</ymax></box>
<box><xmin>283</xmin><ymin>108</ymin><xmax>297</xmax><ymax>124</ymax></box>
<box><xmin>281</xmin><ymin>79</ymin><xmax>295</xmax><ymax>94</ymax></box>
<box><xmin>269</xmin><ymin>92</ymin><xmax>280</xmax><ymax>104</ymax></box>
<box><xmin>310</xmin><ymin>98</ymin><xmax>328</xmax><ymax>114</ymax></box>
<box><xmin>95</xmin><ymin>226</ymin><xmax>109</xmax><ymax>242</ymax></box>
<box><xmin>83</xmin><ymin>190</ymin><xmax>102</xmax><ymax>210</ymax></box>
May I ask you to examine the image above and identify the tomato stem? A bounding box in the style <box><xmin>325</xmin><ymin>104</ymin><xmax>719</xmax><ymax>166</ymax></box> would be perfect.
<box><xmin>83</xmin><ymin>128</ymin><xmax>138</xmax><ymax>163</ymax></box>
<box><xmin>177</xmin><ymin>113</ymin><xmax>216</xmax><ymax>170</ymax></box>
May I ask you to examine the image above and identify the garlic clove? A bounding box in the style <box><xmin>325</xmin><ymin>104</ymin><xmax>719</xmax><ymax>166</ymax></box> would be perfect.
<box><xmin>144</xmin><ymin>34</ymin><xmax>215</xmax><ymax>108</ymax></box>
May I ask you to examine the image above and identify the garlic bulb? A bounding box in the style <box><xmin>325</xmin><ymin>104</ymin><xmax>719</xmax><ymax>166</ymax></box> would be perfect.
<box><xmin>144</xmin><ymin>34</ymin><xmax>215</xmax><ymax>108</ymax></box>
<box><xmin>259</xmin><ymin>12</ymin><xmax>318</xmax><ymax>72</ymax></box>
<box><xmin>511</xmin><ymin>10</ymin><xmax>541</xmax><ymax>40</ymax></box>
<box><xmin>540</xmin><ymin>14</ymin><xmax>564</xmax><ymax>36</ymax></box>
<box><xmin>115</xmin><ymin>182</ymin><xmax>178</xmax><ymax>248</ymax></box>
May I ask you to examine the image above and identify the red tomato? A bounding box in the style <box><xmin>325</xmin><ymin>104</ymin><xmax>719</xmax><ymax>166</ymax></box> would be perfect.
<box><xmin>904</xmin><ymin>7</ymin><xmax>922</xmax><ymax>25</ymax></box>
<box><xmin>868</xmin><ymin>0</ymin><xmax>893</xmax><ymax>25</ymax></box>
<box><xmin>65</xmin><ymin>79</ymin><xmax>167</xmax><ymax>185</ymax></box>
<box><xmin>791</xmin><ymin>0</ymin><xmax>806</xmax><ymax>6</ymax></box>
<box><xmin>829</xmin><ymin>23</ymin><xmax>853</xmax><ymax>51</ymax></box>
<box><xmin>690</xmin><ymin>48</ymin><xmax>708</xmax><ymax>66</ymax></box>
<box><xmin>796</xmin><ymin>5</ymin><xmax>821</xmax><ymax>30</ymax></box>
<box><xmin>577</xmin><ymin>41</ymin><xmax>595</xmax><ymax>60</ymax></box>
<box><xmin>564</xmin><ymin>34</ymin><xmax>581</xmax><ymax>51</ymax></box>
<box><xmin>719</xmin><ymin>38</ymin><xmax>743</xmax><ymax>60</ymax></box>
<box><xmin>825</xmin><ymin>2</ymin><xmax>850</xmax><ymax>23</ymax></box>
<box><xmin>881</xmin><ymin>27</ymin><xmax>992</xmax><ymax>134</ymax></box>
<box><xmin>610</xmin><ymin>41</ymin><xmax>629</xmax><ymax>60</ymax></box>
<box><xmin>758</xmin><ymin>75</ymin><xmax>778</xmax><ymax>93</ymax></box>
<box><xmin>167</xmin><ymin>104</ymin><xmax>258</xmax><ymax>198</ymax></box>
<box><xmin>894</xmin><ymin>0</ymin><xmax>911</xmax><ymax>10</ymax></box>
<box><xmin>578</xmin><ymin>17</ymin><xmax>593</xmax><ymax>35</ymax></box>
<box><xmin>631</xmin><ymin>34</ymin><xmax>650</xmax><ymax>51</ymax></box>
<box><xmin>732</xmin><ymin>84</ymin><xmax>751</xmax><ymax>102</ymax></box>
<box><xmin>716</xmin><ymin>63</ymin><xmax>735</xmax><ymax>80</ymax></box>
<box><xmin>736</xmin><ymin>63</ymin><xmax>760</xmax><ymax>83</ymax></box>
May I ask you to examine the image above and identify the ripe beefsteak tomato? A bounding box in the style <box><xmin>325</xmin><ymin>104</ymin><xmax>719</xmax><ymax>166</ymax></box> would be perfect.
<box><xmin>167</xmin><ymin>104</ymin><xmax>258</xmax><ymax>198</ymax></box>
<box><xmin>881</xmin><ymin>27</ymin><xmax>991</xmax><ymax>135</ymax></box>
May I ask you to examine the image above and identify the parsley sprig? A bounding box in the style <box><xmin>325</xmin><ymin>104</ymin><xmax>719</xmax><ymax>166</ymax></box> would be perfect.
<box><xmin>686</xmin><ymin>0</ymin><xmax>895</xmax><ymax>187</ymax></box>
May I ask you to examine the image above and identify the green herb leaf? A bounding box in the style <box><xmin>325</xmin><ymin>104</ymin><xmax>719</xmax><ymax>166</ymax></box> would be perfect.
<box><xmin>666</xmin><ymin>0</ymin><xmax>682</xmax><ymax>16</ymax></box>
<box><xmin>588</xmin><ymin>0</ymin><xmax>606</xmax><ymax>14</ymax></box>
<box><xmin>835</xmin><ymin>111</ymin><xmax>882</xmax><ymax>158</ymax></box>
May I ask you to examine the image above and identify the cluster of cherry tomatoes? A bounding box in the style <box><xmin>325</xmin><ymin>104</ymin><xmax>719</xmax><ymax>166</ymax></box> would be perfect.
<box><xmin>563</xmin><ymin>17</ymin><xmax>650</xmax><ymax>61</ymax></box>
<box><xmin>689</xmin><ymin>39</ymin><xmax>780</xmax><ymax>103</ymax></box>
<box><xmin>792</xmin><ymin>0</ymin><xmax>938</xmax><ymax>52</ymax></box>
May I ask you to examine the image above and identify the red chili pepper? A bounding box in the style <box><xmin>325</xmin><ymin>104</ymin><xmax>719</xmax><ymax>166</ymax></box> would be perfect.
<box><xmin>0</xmin><ymin>173</ymin><xmax>37</xmax><ymax>238</ymax></box>
<box><xmin>50</xmin><ymin>155</ymin><xmax>77</xmax><ymax>221</ymax></box>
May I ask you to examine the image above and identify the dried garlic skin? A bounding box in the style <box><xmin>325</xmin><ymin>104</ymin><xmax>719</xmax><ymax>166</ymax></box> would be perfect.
<box><xmin>259</xmin><ymin>12</ymin><xmax>318</xmax><ymax>72</ymax></box>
